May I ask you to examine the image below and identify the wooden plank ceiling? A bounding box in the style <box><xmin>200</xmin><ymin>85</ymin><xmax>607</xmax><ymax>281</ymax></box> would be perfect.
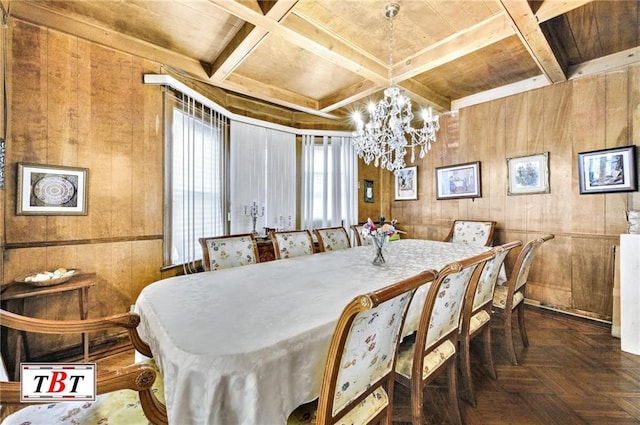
<box><xmin>4</xmin><ymin>0</ymin><xmax>640</xmax><ymax>120</ymax></box>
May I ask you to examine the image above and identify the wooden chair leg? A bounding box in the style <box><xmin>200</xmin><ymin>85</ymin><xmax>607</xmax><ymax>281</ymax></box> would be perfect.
<box><xmin>448</xmin><ymin>358</ymin><xmax>463</xmax><ymax>425</ymax></box>
<box><xmin>483</xmin><ymin>325</ymin><xmax>497</xmax><ymax>380</ymax></box>
<box><xmin>504</xmin><ymin>312</ymin><xmax>519</xmax><ymax>365</ymax></box>
<box><xmin>411</xmin><ymin>377</ymin><xmax>425</xmax><ymax>425</ymax></box>
<box><xmin>517</xmin><ymin>302</ymin><xmax>529</xmax><ymax>347</ymax></box>
<box><xmin>459</xmin><ymin>334</ymin><xmax>476</xmax><ymax>407</ymax></box>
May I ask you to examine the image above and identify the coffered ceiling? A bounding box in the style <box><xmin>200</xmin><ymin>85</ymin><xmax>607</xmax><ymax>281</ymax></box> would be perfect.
<box><xmin>4</xmin><ymin>0</ymin><xmax>640</xmax><ymax>121</ymax></box>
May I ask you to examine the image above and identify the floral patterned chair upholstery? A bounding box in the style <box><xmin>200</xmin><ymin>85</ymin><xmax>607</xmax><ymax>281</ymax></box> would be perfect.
<box><xmin>270</xmin><ymin>230</ymin><xmax>315</xmax><ymax>259</ymax></box>
<box><xmin>492</xmin><ymin>234</ymin><xmax>554</xmax><ymax>365</ymax></box>
<box><xmin>394</xmin><ymin>251</ymin><xmax>494</xmax><ymax>425</ymax></box>
<box><xmin>314</xmin><ymin>227</ymin><xmax>351</xmax><ymax>252</ymax></box>
<box><xmin>350</xmin><ymin>224</ymin><xmax>373</xmax><ymax>247</ymax></box>
<box><xmin>444</xmin><ymin>220</ymin><xmax>496</xmax><ymax>246</ymax></box>
<box><xmin>199</xmin><ymin>233</ymin><xmax>260</xmax><ymax>271</ymax></box>
<box><xmin>0</xmin><ymin>309</ymin><xmax>167</xmax><ymax>425</ymax></box>
<box><xmin>459</xmin><ymin>240</ymin><xmax>522</xmax><ymax>406</ymax></box>
<box><xmin>288</xmin><ymin>270</ymin><xmax>436</xmax><ymax>425</ymax></box>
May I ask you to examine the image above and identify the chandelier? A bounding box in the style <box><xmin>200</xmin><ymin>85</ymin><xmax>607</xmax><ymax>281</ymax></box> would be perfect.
<box><xmin>352</xmin><ymin>3</ymin><xmax>440</xmax><ymax>173</ymax></box>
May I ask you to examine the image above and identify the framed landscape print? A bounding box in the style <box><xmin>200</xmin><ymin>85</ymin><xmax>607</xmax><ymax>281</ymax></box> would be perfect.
<box><xmin>507</xmin><ymin>152</ymin><xmax>550</xmax><ymax>195</ymax></box>
<box><xmin>578</xmin><ymin>145</ymin><xmax>637</xmax><ymax>194</ymax></box>
<box><xmin>394</xmin><ymin>166</ymin><xmax>418</xmax><ymax>200</ymax></box>
<box><xmin>435</xmin><ymin>161</ymin><xmax>481</xmax><ymax>200</ymax></box>
<box><xmin>17</xmin><ymin>163</ymin><xmax>89</xmax><ymax>215</ymax></box>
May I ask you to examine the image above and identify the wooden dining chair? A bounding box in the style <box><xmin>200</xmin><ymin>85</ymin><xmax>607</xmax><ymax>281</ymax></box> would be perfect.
<box><xmin>395</xmin><ymin>251</ymin><xmax>494</xmax><ymax>425</ymax></box>
<box><xmin>350</xmin><ymin>224</ymin><xmax>373</xmax><ymax>247</ymax></box>
<box><xmin>288</xmin><ymin>270</ymin><xmax>437</xmax><ymax>425</ymax></box>
<box><xmin>492</xmin><ymin>234</ymin><xmax>554</xmax><ymax>365</ymax></box>
<box><xmin>443</xmin><ymin>220</ymin><xmax>496</xmax><ymax>246</ymax></box>
<box><xmin>0</xmin><ymin>309</ymin><xmax>167</xmax><ymax>425</ymax></box>
<box><xmin>270</xmin><ymin>229</ymin><xmax>315</xmax><ymax>259</ymax></box>
<box><xmin>199</xmin><ymin>233</ymin><xmax>260</xmax><ymax>271</ymax></box>
<box><xmin>314</xmin><ymin>227</ymin><xmax>351</xmax><ymax>252</ymax></box>
<box><xmin>459</xmin><ymin>240</ymin><xmax>522</xmax><ymax>406</ymax></box>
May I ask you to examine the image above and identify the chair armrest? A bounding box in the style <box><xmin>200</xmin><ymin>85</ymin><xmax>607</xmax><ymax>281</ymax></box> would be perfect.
<box><xmin>0</xmin><ymin>309</ymin><xmax>140</xmax><ymax>334</ymax></box>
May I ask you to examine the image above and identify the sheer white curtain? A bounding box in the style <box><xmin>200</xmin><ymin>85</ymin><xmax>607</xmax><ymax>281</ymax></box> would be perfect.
<box><xmin>301</xmin><ymin>134</ymin><xmax>357</xmax><ymax>233</ymax></box>
<box><xmin>230</xmin><ymin>121</ymin><xmax>295</xmax><ymax>234</ymax></box>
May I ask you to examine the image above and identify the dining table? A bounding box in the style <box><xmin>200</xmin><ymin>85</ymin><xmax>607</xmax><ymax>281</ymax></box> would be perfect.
<box><xmin>133</xmin><ymin>239</ymin><xmax>502</xmax><ymax>425</ymax></box>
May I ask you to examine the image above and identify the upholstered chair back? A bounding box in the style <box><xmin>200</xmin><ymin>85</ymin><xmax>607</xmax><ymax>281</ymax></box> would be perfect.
<box><xmin>271</xmin><ymin>230</ymin><xmax>314</xmax><ymax>259</ymax></box>
<box><xmin>314</xmin><ymin>227</ymin><xmax>351</xmax><ymax>252</ymax></box>
<box><xmin>472</xmin><ymin>241</ymin><xmax>522</xmax><ymax>311</ymax></box>
<box><xmin>445</xmin><ymin>220</ymin><xmax>496</xmax><ymax>246</ymax></box>
<box><xmin>199</xmin><ymin>233</ymin><xmax>259</xmax><ymax>271</ymax></box>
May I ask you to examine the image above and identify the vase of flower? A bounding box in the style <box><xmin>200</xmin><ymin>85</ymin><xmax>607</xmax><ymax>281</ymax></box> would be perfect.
<box><xmin>361</xmin><ymin>216</ymin><xmax>397</xmax><ymax>266</ymax></box>
<box><xmin>371</xmin><ymin>234</ymin><xmax>387</xmax><ymax>265</ymax></box>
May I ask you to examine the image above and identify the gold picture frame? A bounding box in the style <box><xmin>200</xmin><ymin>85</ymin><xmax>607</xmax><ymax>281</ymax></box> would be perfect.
<box><xmin>507</xmin><ymin>152</ymin><xmax>550</xmax><ymax>195</ymax></box>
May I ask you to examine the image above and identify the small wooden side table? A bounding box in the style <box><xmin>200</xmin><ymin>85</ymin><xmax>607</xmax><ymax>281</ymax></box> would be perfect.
<box><xmin>1</xmin><ymin>272</ymin><xmax>96</xmax><ymax>378</ymax></box>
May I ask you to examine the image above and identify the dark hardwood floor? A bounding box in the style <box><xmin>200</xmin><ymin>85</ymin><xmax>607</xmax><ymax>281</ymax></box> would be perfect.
<box><xmin>392</xmin><ymin>306</ymin><xmax>640</xmax><ymax>425</ymax></box>
<box><xmin>89</xmin><ymin>306</ymin><xmax>640</xmax><ymax>425</ymax></box>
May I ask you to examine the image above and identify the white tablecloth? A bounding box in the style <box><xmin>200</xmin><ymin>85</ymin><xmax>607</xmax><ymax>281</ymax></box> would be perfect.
<box><xmin>134</xmin><ymin>239</ymin><xmax>496</xmax><ymax>425</ymax></box>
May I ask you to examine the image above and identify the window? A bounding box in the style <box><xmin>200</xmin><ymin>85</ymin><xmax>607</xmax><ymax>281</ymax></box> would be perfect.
<box><xmin>147</xmin><ymin>75</ymin><xmax>356</xmax><ymax>267</ymax></box>
<box><xmin>164</xmin><ymin>90</ymin><xmax>229</xmax><ymax>269</ymax></box>
<box><xmin>302</xmin><ymin>135</ymin><xmax>357</xmax><ymax>231</ymax></box>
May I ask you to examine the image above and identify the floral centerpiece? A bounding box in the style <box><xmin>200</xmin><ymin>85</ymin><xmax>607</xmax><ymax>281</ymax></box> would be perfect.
<box><xmin>362</xmin><ymin>216</ymin><xmax>397</xmax><ymax>265</ymax></box>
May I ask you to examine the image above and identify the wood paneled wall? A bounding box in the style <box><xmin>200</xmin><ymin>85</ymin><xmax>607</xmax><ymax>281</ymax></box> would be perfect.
<box><xmin>359</xmin><ymin>65</ymin><xmax>640</xmax><ymax>321</ymax></box>
<box><xmin>2</xmin><ymin>19</ymin><xmax>164</xmax><ymax>357</ymax></box>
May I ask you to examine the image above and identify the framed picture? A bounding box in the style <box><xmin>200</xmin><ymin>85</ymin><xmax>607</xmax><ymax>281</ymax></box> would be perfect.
<box><xmin>577</xmin><ymin>145</ymin><xmax>637</xmax><ymax>194</ymax></box>
<box><xmin>507</xmin><ymin>152</ymin><xmax>550</xmax><ymax>195</ymax></box>
<box><xmin>363</xmin><ymin>179</ymin><xmax>374</xmax><ymax>203</ymax></box>
<box><xmin>395</xmin><ymin>166</ymin><xmax>418</xmax><ymax>200</ymax></box>
<box><xmin>17</xmin><ymin>163</ymin><xmax>89</xmax><ymax>215</ymax></box>
<box><xmin>435</xmin><ymin>161</ymin><xmax>481</xmax><ymax>200</ymax></box>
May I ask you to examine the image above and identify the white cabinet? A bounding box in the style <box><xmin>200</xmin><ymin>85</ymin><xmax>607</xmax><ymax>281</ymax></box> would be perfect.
<box><xmin>620</xmin><ymin>234</ymin><xmax>640</xmax><ymax>355</ymax></box>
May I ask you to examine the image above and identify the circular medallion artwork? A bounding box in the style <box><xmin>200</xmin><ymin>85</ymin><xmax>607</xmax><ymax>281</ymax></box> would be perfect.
<box><xmin>33</xmin><ymin>175</ymin><xmax>76</xmax><ymax>205</ymax></box>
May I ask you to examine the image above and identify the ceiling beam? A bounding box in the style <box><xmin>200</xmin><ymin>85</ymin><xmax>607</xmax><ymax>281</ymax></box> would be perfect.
<box><xmin>318</xmin><ymin>80</ymin><xmax>380</xmax><ymax>113</ymax></box>
<box><xmin>535</xmin><ymin>0</ymin><xmax>595</xmax><ymax>23</ymax></box>
<box><xmin>208</xmin><ymin>0</ymin><xmax>389</xmax><ymax>85</ymax></box>
<box><xmin>207</xmin><ymin>0</ymin><xmax>298</xmax><ymax>82</ymax></box>
<box><xmin>397</xmin><ymin>80</ymin><xmax>451</xmax><ymax>113</ymax></box>
<box><xmin>499</xmin><ymin>0</ymin><xmax>567</xmax><ymax>83</ymax></box>
<box><xmin>393</xmin><ymin>13</ymin><xmax>513</xmax><ymax>82</ymax></box>
<box><xmin>219</xmin><ymin>72</ymin><xmax>342</xmax><ymax>119</ymax></box>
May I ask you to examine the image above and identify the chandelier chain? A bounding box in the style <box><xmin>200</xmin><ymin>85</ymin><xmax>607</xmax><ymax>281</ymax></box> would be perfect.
<box><xmin>388</xmin><ymin>11</ymin><xmax>394</xmax><ymax>84</ymax></box>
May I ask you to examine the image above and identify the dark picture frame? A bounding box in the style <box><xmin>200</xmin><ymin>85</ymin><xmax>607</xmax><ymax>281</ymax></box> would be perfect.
<box><xmin>577</xmin><ymin>145</ymin><xmax>637</xmax><ymax>194</ymax></box>
<box><xmin>363</xmin><ymin>179</ymin><xmax>374</xmax><ymax>203</ymax></box>
<box><xmin>394</xmin><ymin>166</ymin><xmax>418</xmax><ymax>200</ymax></box>
<box><xmin>507</xmin><ymin>152</ymin><xmax>550</xmax><ymax>195</ymax></box>
<box><xmin>435</xmin><ymin>161</ymin><xmax>481</xmax><ymax>200</ymax></box>
<box><xmin>17</xmin><ymin>163</ymin><xmax>89</xmax><ymax>215</ymax></box>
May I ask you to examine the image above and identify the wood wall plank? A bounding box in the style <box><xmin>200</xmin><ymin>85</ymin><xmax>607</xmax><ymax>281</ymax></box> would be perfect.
<box><xmin>604</xmin><ymin>70</ymin><xmax>631</xmax><ymax>235</ymax></box>
<box><xmin>7</xmin><ymin>20</ymin><xmax>48</xmax><ymax>243</ymax></box>
<box><xmin>541</xmin><ymin>82</ymin><xmax>573</xmax><ymax>233</ymax></box>
<box><xmin>571</xmin><ymin>74</ymin><xmax>606</xmax><ymax>235</ymax></box>
<box><xmin>571</xmin><ymin>237</ymin><xmax>614</xmax><ymax>317</ymax></box>
<box><xmin>504</xmin><ymin>92</ymin><xmax>528</xmax><ymax>230</ymax></box>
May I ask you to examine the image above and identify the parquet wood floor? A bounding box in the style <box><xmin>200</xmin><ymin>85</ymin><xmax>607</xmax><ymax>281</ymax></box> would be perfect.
<box><xmin>392</xmin><ymin>306</ymin><xmax>640</xmax><ymax>424</ymax></box>
<box><xmin>90</xmin><ymin>306</ymin><xmax>640</xmax><ymax>425</ymax></box>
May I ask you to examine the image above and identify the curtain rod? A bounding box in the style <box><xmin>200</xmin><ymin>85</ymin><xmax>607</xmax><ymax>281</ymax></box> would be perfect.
<box><xmin>144</xmin><ymin>74</ymin><xmax>352</xmax><ymax>138</ymax></box>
